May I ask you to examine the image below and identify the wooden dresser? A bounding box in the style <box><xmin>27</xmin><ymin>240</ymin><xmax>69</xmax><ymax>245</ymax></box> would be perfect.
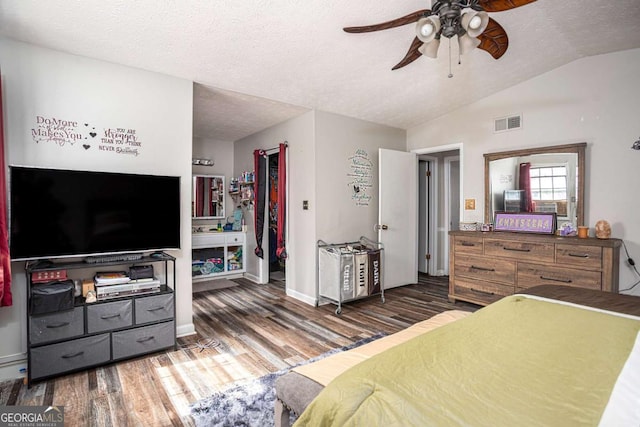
<box><xmin>448</xmin><ymin>231</ymin><xmax>622</xmax><ymax>306</ymax></box>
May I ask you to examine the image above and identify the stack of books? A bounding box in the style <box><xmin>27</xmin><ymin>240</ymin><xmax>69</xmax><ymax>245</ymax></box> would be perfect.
<box><xmin>94</xmin><ymin>271</ymin><xmax>161</xmax><ymax>300</ymax></box>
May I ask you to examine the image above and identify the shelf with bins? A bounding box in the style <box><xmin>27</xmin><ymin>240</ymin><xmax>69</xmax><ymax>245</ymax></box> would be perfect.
<box><xmin>229</xmin><ymin>174</ymin><xmax>255</xmax><ymax>205</ymax></box>
<box><xmin>192</xmin><ymin>232</ymin><xmax>246</xmax><ymax>281</ymax></box>
<box><xmin>25</xmin><ymin>253</ymin><xmax>176</xmax><ymax>386</ymax></box>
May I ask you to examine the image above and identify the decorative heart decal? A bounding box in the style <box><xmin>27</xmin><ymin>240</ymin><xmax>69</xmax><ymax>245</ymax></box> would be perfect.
<box><xmin>89</xmin><ymin>132</ymin><xmax>97</xmax><ymax>138</ymax></box>
<box><xmin>83</xmin><ymin>144</ymin><xmax>90</xmax><ymax>150</ymax></box>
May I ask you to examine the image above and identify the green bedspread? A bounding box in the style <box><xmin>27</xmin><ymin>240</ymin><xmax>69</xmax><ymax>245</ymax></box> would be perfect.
<box><xmin>294</xmin><ymin>295</ymin><xmax>640</xmax><ymax>426</ymax></box>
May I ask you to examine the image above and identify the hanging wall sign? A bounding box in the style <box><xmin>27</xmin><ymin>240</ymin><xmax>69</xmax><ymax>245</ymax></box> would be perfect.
<box><xmin>347</xmin><ymin>149</ymin><xmax>373</xmax><ymax>207</ymax></box>
<box><xmin>30</xmin><ymin>115</ymin><xmax>143</xmax><ymax>157</ymax></box>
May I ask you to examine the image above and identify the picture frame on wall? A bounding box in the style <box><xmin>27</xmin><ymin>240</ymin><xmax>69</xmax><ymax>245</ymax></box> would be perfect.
<box><xmin>493</xmin><ymin>211</ymin><xmax>557</xmax><ymax>234</ymax></box>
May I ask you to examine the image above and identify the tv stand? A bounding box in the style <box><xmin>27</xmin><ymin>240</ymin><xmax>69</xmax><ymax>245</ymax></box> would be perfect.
<box><xmin>25</xmin><ymin>252</ymin><xmax>176</xmax><ymax>386</ymax></box>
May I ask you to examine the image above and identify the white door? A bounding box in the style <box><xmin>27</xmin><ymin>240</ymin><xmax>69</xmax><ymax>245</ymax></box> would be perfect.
<box><xmin>378</xmin><ymin>148</ymin><xmax>418</xmax><ymax>289</ymax></box>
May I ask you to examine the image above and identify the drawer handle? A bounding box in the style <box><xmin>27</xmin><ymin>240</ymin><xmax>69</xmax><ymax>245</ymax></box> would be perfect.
<box><xmin>568</xmin><ymin>253</ymin><xmax>589</xmax><ymax>258</ymax></box>
<box><xmin>471</xmin><ymin>265</ymin><xmax>495</xmax><ymax>272</ymax></box>
<box><xmin>471</xmin><ymin>288</ymin><xmax>495</xmax><ymax>296</ymax></box>
<box><xmin>100</xmin><ymin>313</ymin><xmax>122</xmax><ymax>320</ymax></box>
<box><xmin>61</xmin><ymin>351</ymin><xmax>84</xmax><ymax>359</ymax></box>
<box><xmin>46</xmin><ymin>322</ymin><xmax>70</xmax><ymax>329</ymax></box>
<box><xmin>461</xmin><ymin>242</ymin><xmax>476</xmax><ymax>247</ymax></box>
<box><xmin>136</xmin><ymin>336</ymin><xmax>155</xmax><ymax>343</ymax></box>
<box><xmin>540</xmin><ymin>275</ymin><xmax>573</xmax><ymax>284</ymax></box>
<box><xmin>503</xmin><ymin>247</ymin><xmax>531</xmax><ymax>252</ymax></box>
<box><xmin>146</xmin><ymin>306</ymin><xmax>165</xmax><ymax>312</ymax></box>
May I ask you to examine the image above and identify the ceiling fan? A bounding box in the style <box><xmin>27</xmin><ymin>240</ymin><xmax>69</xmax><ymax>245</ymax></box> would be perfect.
<box><xmin>343</xmin><ymin>0</ymin><xmax>537</xmax><ymax>72</ymax></box>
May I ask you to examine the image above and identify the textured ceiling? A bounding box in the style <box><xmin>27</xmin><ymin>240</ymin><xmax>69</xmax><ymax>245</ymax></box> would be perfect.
<box><xmin>1</xmin><ymin>0</ymin><xmax>640</xmax><ymax>141</ymax></box>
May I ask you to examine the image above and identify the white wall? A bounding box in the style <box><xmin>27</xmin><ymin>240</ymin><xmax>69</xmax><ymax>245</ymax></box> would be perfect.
<box><xmin>234</xmin><ymin>111</ymin><xmax>315</xmax><ymax>303</ymax></box>
<box><xmin>314</xmin><ymin>111</ymin><xmax>406</xmax><ymax>244</ymax></box>
<box><xmin>192</xmin><ymin>136</ymin><xmax>234</xmax><ymax>226</ymax></box>
<box><xmin>233</xmin><ymin>110</ymin><xmax>405</xmax><ymax>304</ymax></box>
<box><xmin>0</xmin><ymin>38</ymin><xmax>194</xmax><ymax>380</ymax></box>
<box><xmin>407</xmin><ymin>48</ymin><xmax>640</xmax><ymax>295</ymax></box>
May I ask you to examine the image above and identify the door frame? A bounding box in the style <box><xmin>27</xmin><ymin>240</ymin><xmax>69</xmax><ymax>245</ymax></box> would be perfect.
<box><xmin>418</xmin><ymin>156</ymin><xmax>438</xmax><ymax>275</ymax></box>
<box><xmin>443</xmin><ymin>155</ymin><xmax>460</xmax><ymax>275</ymax></box>
<box><xmin>411</xmin><ymin>143</ymin><xmax>463</xmax><ymax>277</ymax></box>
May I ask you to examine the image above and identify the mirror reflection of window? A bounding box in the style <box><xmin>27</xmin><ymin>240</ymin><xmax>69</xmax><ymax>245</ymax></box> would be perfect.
<box><xmin>530</xmin><ymin>165</ymin><xmax>568</xmax><ymax>217</ymax></box>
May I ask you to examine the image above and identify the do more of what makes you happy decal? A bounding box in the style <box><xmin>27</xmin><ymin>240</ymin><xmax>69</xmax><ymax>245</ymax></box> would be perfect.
<box><xmin>31</xmin><ymin>115</ymin><xmax>143</xmax><ymax>157</ymax></box>
<box><xmin>347</xmin><ymin>149</ymin><xmax>373</xmax><ymax>207</ymax></box>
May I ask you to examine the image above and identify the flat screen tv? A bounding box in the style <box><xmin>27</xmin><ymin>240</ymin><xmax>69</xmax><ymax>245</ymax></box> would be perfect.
<box><xmin>9</xmin><ymin>166</ymin><xmax>181</xmax><ymax>261</ymax></box>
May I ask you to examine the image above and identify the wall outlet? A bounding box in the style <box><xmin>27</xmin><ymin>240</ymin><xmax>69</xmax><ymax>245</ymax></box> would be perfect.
<box><xmin>303</xmin><ymin>200</ymin><xmax>309</xmax><ymax>210</ymax></box>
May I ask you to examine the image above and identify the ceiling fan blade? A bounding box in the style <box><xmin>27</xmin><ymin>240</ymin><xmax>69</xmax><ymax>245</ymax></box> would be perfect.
<box><xmin>344</xmin><ymin>10</ymin><xmax>429</xmax><ymax>33</ymax></box>
<box><xmin>392</xmin><ymin>37</ymin><xmax>423</xmax><ymax>70</ymax></box>
<box><xmin>478</xmin><ymin>18</ymin><xmax>508</xmax><ymax>59</ymax></box>
<box><xmin>477</xmin><ymin>0</ymin><xmax>537</xmax><ymax>13</ymax></box>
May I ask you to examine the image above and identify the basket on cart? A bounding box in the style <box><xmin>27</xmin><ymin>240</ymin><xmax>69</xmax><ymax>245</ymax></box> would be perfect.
<box><xmin>317</xmin><ymin>237</ymin><xmax>384</xmax><ymax>315</ymax></box>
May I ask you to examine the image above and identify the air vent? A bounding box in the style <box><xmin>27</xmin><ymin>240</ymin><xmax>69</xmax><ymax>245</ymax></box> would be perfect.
<box><xmin>494</xmin><ymin>114</ymin><xmax>522</xmax><ymax>133</ymax></box>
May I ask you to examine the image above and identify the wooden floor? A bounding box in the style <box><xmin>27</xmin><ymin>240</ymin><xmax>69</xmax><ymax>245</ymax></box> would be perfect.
<box><xmin>0</xmin><ymin>275</ymin><xmax>478</xmax><ymax>426</ymax></box>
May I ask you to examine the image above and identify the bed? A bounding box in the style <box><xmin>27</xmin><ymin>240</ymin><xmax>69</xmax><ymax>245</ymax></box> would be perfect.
<box><xmin>275</xmin><ymin>285</ymin><xmax>640</xmax><ymax>426</ymax></box>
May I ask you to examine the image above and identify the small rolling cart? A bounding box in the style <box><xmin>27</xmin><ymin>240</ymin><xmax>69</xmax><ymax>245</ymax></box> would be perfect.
<box><xmin>316</xmin><ymin>236</ymin><xmax>384</xmax><ymax>315</ymax></box>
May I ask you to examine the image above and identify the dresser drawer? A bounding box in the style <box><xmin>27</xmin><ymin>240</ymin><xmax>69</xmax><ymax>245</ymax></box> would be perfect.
<box><xmin>226</xmin><ymin>233</ymin><xmax>244</xmax><ymax>244</ymax></box>
<box><xmin>87</xmin><ymin>300</ymin><xmax>133</xmax><ymax>333</ymax></box>
<box><xmin>192</xmin><ymin>233</ymin><xmax>225</xmax><ymax>248</ymax></box>
<box><xmin>112</xmin><ymin>321</ymin><xmax>175</xmax><ymax>360</ymax></box>
<box><xmin>135</xmin><ymin>293</ymin><xmax>174</xmax><ymax>324</ymax></box>
<box><xmin>454</xmin><ymin>255</ymin><xmax>516</xmax><ymax>285</ymax></box>
<box><xmin>484</xmin><ymin>239</ymin><xmax>555</xmax><ymax>263</ymax></box>
<box><xmin>30</xmin><ymin>334</ymin><xmax>110</xmax><ymax>380</ymax></box>
<box><xmin>453</xmin><ymin>236</ymin><xmax>484</xmax><ymax>255</ymax></box>
<box><xmin>517</xmin><ymin>263</ymin><xmax>602</xmax><ymax>290</ymax></box>
<box><xmin>452</xmin><ymin>278</ymin><xmax>513</xmax><ymax>305</ymax></box>
<box><xmin>30</xmin><ymin>306</ymin><xmax>84</xmax><ymax>345</ymax></box>
<box><xmin>556</xmin><ymin>244</ymin><xmax>602</xmax><ymax>269</ymax></box>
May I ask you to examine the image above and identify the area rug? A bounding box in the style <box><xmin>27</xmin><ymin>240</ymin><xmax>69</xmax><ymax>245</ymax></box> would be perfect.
<box><xmin>190</xmin><ymin>333</ymin><xmax>387</xmax><ymax>427</ymax></box>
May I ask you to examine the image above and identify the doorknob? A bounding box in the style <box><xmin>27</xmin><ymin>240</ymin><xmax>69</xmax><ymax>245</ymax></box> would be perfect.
<box><xmin>375</xmin><ymin>224</ymin><xmax>389</xmax><ymax>231</ymax></box>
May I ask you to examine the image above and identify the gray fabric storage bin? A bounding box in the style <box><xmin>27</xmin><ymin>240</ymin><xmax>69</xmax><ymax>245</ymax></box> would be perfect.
<box><xmin>30</xmin><ymin>306</ymin><xmax>84</xmax><ymax>345</ymax></box>
<box><xmin>112</xmin><ymin>321</ymin><xmax>175</xmax><ymax>360</ymax></box>
<box><xmin>354</xmin><ymin>250</ymin><xmax>369</xmax><ymax>298</ymax></box>
<box><xmin>319</xmin><ymin>247</ymin><xmax>355</xmax><ymax>301</ymax></box>
<box><xmin>30</xmin><ymin>334</ymin><xmax>110</xmax><ymax>380</ymax></box>
<box><xmin>135</xmin><ymin>293</ymin><xmax>174</xmax><ymax>325</ymax></box>
<box><xmin>87</xmin><ymin>300</ymin><xmax>133</xmax><ymax>333</ymax></box>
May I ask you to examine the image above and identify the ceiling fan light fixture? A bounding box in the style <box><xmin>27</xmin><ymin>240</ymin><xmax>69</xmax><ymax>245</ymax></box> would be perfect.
<box><xmin>418</xmin><ymin>38</ymin><xmax>441</xmax><ymax>58</ymax></box>
<box><xmin>416</xmin><ymin>16</ymin><xmax>441</xmax><ymax>43</ymax></box>
<box><xmin>461</xmin><ymin>11</ymin><xmax>489</xmax><ymax>37</ymax></box>
<box><xmin>458</xmin><ymin>33</ymin><xmax>481</xmax><ymax>55</ymax></box>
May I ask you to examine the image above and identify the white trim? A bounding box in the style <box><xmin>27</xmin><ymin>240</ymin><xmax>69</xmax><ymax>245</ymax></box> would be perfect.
<box><xmin>444</xmin><ymin>155</ymin><xmax>460</xmax><ymax>276</ymax></box>
<box><xmin>411</xmin><ymin>143</ymin><xmax>463</xmax><ymax>278</ymax></box>
<box><xmin>418</xmin><ymin>156</ymin><xmax>438</xmax><ymax>275</ymax></box>
<box><xmin>176</xmin><ymin>323</ymin><xmax>196</xmax><ymax>338</ymax></box>
<box><xmin>0</xmin><ymin>355</ymin><xmax>27</xmax><ymax>382</ymax></box>
<box><xmin>286</xmin><ymin>288</ymin><xmax>316</xmax><ymax>306</ymax></box>
<box><xmin>243</xmin><ymin>272</ymin><xmax>262</xmax><ymax>283</ymax></box>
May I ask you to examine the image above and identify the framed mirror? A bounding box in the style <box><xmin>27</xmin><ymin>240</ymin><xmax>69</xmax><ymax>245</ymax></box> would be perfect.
<box><xmin>192</xmin><ymin>175</ymin><xmax>225</xmax><ymax>219</ymax></box>
<box><xmin>484</xmin><ymin>143</ymin><xmax>586</xmax><ymax>229</ymax></box>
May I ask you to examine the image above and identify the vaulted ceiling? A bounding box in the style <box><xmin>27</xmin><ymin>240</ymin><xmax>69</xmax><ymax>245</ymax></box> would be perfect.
<box><xmin>2</xmin><ymin>0</ymin><xmax>639</xmax><ymax>141</ymax></box>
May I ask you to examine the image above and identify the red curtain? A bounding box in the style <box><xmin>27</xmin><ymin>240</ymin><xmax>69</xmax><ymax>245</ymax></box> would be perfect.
<box><xmin>0</xmin><ymin>73</ymin><xmax>13</xmax><ymax>307</ymax></box>
<box><xmin>275</xmin><ymin>143</ymin><xmax>287</xmax><ymax>259</ymax></box>
<box><xmin>253</xmin><ymin>150</ymin><xmax>266</xmax><ymax>258</ymax></box>
<box><xmin>195</xmin><ymin>176</ymin><xmax>204</xmax><ymax>216</ymax></box>
<box><xmin>519</xmin><ymin>162</ymin><xmax>533</xmax><ymax>212</ymax></box>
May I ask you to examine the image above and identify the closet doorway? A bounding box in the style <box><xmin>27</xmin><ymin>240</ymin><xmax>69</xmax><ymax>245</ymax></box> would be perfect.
<box><xmin>268</xmin><ymin>152</ymin><xmax>286</xmax><ymax>283</ymax></box>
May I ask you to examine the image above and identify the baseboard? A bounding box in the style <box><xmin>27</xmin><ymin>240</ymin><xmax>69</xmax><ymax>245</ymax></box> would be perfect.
<box><xmin>0</xmin><ymin>353</ymin><xmax>27</xmax><ymax>382</ymax></box>
<box><xmin>243</xmin><ymin>273</ymin><xmax>262</xmax><ymax>284</ymax></box>
<box><xmin>285</xmin><ymin>288</ymin><xmax>316</xmax><ymax>306</ymax></box>
<box><xmin>176</xmin><ymin>322</ymin><xmax>196</xmax><ymax>338</ymax></box>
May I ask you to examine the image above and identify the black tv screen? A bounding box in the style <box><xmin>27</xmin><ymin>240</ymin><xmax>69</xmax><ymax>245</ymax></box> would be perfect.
<box><xmin>9</xmin><ymin>166</ymin><xmax>181</xmax><ymax>260</ymax></box>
